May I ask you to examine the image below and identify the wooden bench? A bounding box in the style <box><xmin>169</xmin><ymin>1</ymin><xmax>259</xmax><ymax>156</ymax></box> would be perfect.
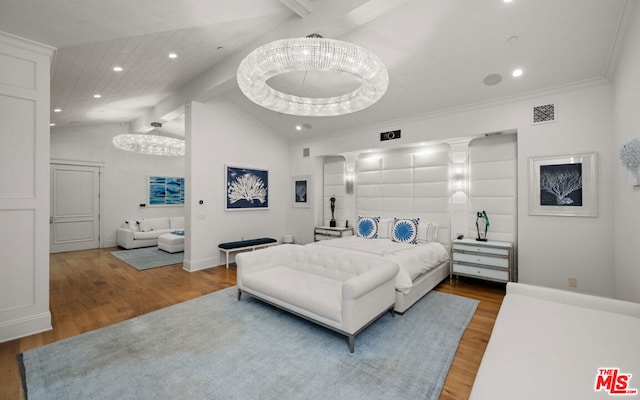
<box><xmin>218</xmin><ymin>237</ymin><xmax>277</xmax><ymax>268</ymax></box>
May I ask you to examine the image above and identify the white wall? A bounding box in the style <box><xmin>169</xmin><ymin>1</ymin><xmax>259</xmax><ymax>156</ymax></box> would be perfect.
<box><xmin>291</xmin><ymin>82</ymin><xmax>615</xmax><ymax>297</ymax></box>
<box><xmin>184</xmin><ymin>101</ymin><xmax>290</xmax><ymax>271</ymax></box>
<box><xmin>612</xmin><ymin>4</ymin><xmax>640</xmax><ymax>303</ymax></box>
<box><xmin>50</xmin><ymin>123</ymin><xmax>185</xmax><ymax>247</ymax></box>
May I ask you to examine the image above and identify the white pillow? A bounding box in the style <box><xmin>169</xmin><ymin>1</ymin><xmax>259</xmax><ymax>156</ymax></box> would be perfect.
<box><xmin>417</xmin><ymin>222</ymin><xmax>439</xmax><ymax>243</ymax></box>
<box><xmin>377</xmin><ymin>218</ymin><xmax>393</xmax><ymax>239</ymax></box>
<box><xmin>122</xmin><ymin>219</ymin><xmax>139</xmax><ymax>232</ymax></box>
<box><xmin>138</xmin><ymin>220</ymin><xmax>153</xmax><ymax>232</ymax></box>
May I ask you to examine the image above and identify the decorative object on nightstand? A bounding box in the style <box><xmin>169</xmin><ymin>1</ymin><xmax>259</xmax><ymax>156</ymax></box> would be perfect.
<box><xmin>329</xmin><ymin>196</ymin><xmax>337</xmax><ymax>227</ymax></box>
<box><xmin>314</xmin><ymin>226</ymin><xmax>354</xmax><ymax>241</ymax></box>
<box><xmin>451</xmin><ymin>239</ymin><xmax>515</xmax><ymax>283</ymax></box>
<box><xmin>475</xmin><ymin>211</ymin><xmax>489</xmax><ymax>241</ymax></box>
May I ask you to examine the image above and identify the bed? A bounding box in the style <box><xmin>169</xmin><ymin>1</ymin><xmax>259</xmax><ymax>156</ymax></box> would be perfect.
<box><xmin>308</xmin><ymin>218</ymin><xmax>450</xmax><ymax>313</ymax></box>
<box><xmin>470</xmin><ymin>283</ymin><xmax>640</xmax><ymax>399</ymax></box>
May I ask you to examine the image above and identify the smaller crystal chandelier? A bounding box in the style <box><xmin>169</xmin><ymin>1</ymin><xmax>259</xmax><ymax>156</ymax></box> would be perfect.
<box><xmin>237</xmin><ymin>34</ymin><xmax>388</xmax><ymax>117</ymax></box>
<box><xmin>112</xmin><ymin>122</ymin><xmax>185</xmax><ymax>156</ymax></box>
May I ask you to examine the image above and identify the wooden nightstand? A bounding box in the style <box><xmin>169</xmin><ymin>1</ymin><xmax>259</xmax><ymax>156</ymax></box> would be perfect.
<box><xmin>451</xmin><ymin>239</ymin><xmax>515</xmax><ymax>283</ymax></box>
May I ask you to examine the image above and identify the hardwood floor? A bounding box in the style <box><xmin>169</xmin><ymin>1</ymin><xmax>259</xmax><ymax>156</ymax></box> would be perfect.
<box><xmin>0</xmin><ymin>248</ymin><xmax>505</xmax><ymax>400</ymax></box>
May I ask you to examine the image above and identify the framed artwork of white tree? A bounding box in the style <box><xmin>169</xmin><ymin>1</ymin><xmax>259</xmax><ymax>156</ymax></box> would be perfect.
<box><xmin>225</xmin><ymin>165</ymin><xmax>269</xmax><ymax>210</ymax></box>
<box><xmin>528</xmin><ymin>152</ymin><xmax>597</xmax><ymax>217</ymax></box>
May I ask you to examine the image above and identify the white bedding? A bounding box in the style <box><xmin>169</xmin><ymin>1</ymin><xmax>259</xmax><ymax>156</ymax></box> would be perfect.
<box><xmin>309</xmin><ymin>236</ymin><xmax>450</xmax><ymax>294</ymax></box>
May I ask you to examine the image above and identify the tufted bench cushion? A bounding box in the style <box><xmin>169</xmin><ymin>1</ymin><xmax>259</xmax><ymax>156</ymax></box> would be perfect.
<box><xmin>218</xmin><ymin>237</ymin><xmax>276</xmax><ymax>249</ymax></box>
<box><xmin>236</xmin><ymin>244</ymin><xmax>399</xmax><ymax>352</ymax></box>
<box><xmin>218</xmin><ymin>237</ymin><xmax>277</xmax><ymax>268</ymax></box>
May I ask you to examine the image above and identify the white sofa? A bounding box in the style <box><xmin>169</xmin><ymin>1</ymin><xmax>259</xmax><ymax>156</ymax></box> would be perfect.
<box><xmin>236</xmin><ymin>244</ymin><xmax>399</xmax><ymax>352</ymax></box>
<box><xmin>470</xmin><ymin>283</ymin><xmax>640</xmax><ymax>400</ymax></box>
<box><xmin>116</xmin><ymin>216</ymin><xmax>184</xmax><ymax>249</ymax></box>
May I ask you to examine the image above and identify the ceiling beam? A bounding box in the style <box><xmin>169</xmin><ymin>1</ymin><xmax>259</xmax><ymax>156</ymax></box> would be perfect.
<box><xmin>130</xmin><ymin>0</ymin><xmax>407</xmax><ymax>133</ymax></box>
<box><xmin>279</xmin><ymin>0</ymin><xmax>313</xmax><ymax>18</ymax></box>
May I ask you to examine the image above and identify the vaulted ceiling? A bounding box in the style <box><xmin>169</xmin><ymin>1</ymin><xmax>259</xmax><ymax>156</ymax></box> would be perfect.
<box><xmin>0</xmin><ymin>0</ymin><xmax>633</xmax><ymax>142</ymax></box>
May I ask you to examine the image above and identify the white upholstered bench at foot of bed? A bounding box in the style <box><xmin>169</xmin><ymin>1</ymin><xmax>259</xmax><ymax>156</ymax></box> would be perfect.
<box><xmin>394</xmin><ymin>260</ymin><xmax>450</xmax><ymax>313</ymax></box>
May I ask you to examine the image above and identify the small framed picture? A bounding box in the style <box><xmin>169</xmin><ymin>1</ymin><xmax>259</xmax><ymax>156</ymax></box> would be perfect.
<box><xmin>528</xmin><ymin>152</ymin><xmax>597</xmax><ymax>217</ymax></box>
<box><xmin>292</xmin><ymin>175</ymin><xmax>311</xmax><ymax>208</ymax></box>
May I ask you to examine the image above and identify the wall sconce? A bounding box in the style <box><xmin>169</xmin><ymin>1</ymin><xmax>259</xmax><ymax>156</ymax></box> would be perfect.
<box><xmin>450</xmin><ymin>151</ymin><xmax>468</xmax><ymax>203</ymax></box>
<box><xmin>620</xmin><ymin>136</ymin><xmax>640</xmax><ymax>186</ymax></box>
<box><xmin>345</xmin><ymin>161</ymin><xmax>356</xmax><ymax>194</ymax></box>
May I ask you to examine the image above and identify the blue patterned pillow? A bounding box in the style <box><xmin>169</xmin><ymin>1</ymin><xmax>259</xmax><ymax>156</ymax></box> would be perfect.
<box><xmin>357</xmin><ymin>216</ymin><xmax>380</xmax><ymax>239</ymax></box>
<box><xmin>392</xmin><ymin>218</ymin><xmax>419</xmax><ymax>244</ymax></box>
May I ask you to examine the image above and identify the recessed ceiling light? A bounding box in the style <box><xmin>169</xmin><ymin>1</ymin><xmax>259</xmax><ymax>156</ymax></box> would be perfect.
<box><xmin>113</xmin><ymin>66</ymin><xmax>123</xmax><ymax>72</ymax></box>
<box><xmin>53</xmin><ymin>108</ymin><xmax>62</xmax><ymax>112</ymax></box>
<box><xmin>93</xmin><ymin>94</ymin><xmax>102</xmax><ymax>98</ymax></box>
<box><xmin>168</xmin><ymin>53</ymin><xmax>178</xmax><ymax>59</ymax></box>
<box><xmin>295</xmin><ymin>125</ymin><xmax>302</xmax><ymax>131</ymax></box>
<box><xmin>49</xmin><ymin>123</ymin><xmax>56</xmax><ymax>127</ymax></box>
<box><xmin>503</xmin><ymin>0</ymin><xmax>513</xmax><ymax>3</ymax></box>
<box><xmin>512</xmin><ymin>68</ymin><xmax>524</xmax><ymax>77</ymax></box>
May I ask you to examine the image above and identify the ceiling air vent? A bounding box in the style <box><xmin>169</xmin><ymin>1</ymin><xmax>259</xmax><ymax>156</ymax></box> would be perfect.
<box><xmin>532</xmin><ymin>103</ymin><xmax>556</xmax><ymax>124</ymax></box>
<box><xmin>302</xmin><ymin>147</ymin><xmax>310</xmax><ymax>158</ymax></box>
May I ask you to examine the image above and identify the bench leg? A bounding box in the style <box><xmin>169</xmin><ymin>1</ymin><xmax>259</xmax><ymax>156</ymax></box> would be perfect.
<box><xmin>348</xmin><ymin>335</ymin><xmax>355</xmax><ymax>353</ymax></box>
<box><xmin>237</xmin><ymin>288</ymin><xmax>242</xmax><ymax>301</ymax></box>
<box><xmin>226</xmin><ymin>250</ymin><xmax>229</xmax><ymax>269</ymax></box>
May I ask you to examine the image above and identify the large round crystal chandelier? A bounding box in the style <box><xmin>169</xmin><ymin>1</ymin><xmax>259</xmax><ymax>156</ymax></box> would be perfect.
<box><xmin>237</xmin><ymin>34</ymin><xmax>388</xmax><ymax>117</ymax></box>
<box><xmin>112</xmin><ymin>134</ymin><xmax>185</xmax><ymax>156</ymax></box>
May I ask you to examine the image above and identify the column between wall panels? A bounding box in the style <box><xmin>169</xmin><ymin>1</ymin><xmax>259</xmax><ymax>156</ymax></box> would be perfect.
<box><xmin>448</xmin><ymin>139</ymin><xmax>472</xmax><ymax>241</ymax></box>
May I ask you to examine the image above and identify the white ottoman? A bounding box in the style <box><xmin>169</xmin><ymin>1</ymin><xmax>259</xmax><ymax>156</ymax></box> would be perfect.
<box><xmin>158</xmin><ymin>231</ymin><xmax>184</xmax><ymax>253</ymax></box>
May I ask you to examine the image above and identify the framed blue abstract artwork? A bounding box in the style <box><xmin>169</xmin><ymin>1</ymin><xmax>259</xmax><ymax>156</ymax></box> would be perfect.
<box><xmin>225</xmin><ymin>166</ymin><xmax>269</xmax><ymax>210</ymax></box>
<box><xmin>148</xmin><ymin>176</ymin><xmax>185</xmax><ymax>206</ymax></box>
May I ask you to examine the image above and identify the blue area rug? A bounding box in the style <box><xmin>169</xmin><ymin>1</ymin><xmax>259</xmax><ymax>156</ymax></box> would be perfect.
<box><xmin>110</xmin><ymin>246</ymin><xmax>183</xmax><ymax>270</ymax></box>
<box><xmin>19</xmin><ymin>287</ymin><xmax>478</xmax><ymax>400</ymax></box>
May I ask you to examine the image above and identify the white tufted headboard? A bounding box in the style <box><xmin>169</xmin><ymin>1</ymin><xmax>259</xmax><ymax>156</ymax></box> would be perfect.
<box><xmin>355</xmin><ymin>144</ymin><xmax>451</xmax><ymax>246</ymax></box>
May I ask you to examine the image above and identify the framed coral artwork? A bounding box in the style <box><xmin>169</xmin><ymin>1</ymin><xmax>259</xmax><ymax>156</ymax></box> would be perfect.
<box><xmin>528</xmin><ymin>152</ymin><xmax>597</xmax><ymax>217</ymax></box>
<box><xmin>225</xmin><ymin>165</ymin><xmax>269</xmax><ymax>210</ymax></box>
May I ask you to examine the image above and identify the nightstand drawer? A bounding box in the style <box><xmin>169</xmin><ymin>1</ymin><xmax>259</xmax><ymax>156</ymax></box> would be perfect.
<box><xmin>453</xmin><ymin>263</ymin><xmax>509</xmax><ymax>281</ymax></box>
<box><xmin>452</xmin><ymin>243</ymin><xmax>510</xmax><ymax>256</ymax></box>
<box><xmin>452</xmin><ymin>252</ymin><xmax>509</xmax><ymax>268</ymax></box>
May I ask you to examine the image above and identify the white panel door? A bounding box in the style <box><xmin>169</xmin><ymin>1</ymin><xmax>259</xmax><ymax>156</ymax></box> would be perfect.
<box><xmin>50</xmin><ymin>164</ymin><xmax>100</xmax><ymax>253</ymax></box>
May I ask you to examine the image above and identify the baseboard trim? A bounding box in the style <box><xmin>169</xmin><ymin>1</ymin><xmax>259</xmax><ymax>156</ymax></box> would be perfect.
<box><xmin>183</xmin><ymin>256</ymin><xmax>219</xmax><ymax>272</ymax></box>
<box><xmin>0</xmin><ymin>312</ymin><xmax>52</xmax><ymax>344</ymax></box>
